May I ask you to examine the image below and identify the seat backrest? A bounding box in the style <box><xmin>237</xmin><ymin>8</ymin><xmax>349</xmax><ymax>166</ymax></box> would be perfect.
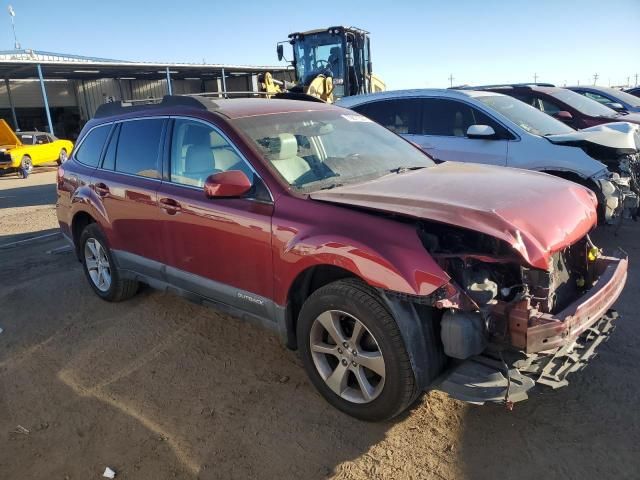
<box><xmin>211</xmin><ymin>132</ymin><xmax>243</xmax><ymax>171</ymax></box>
<box><xmin>268</xmin><ymin>133</ymin><xmax>310</xmax><ymax>184</ymax></box>
<box><xmin>182</xmin><ymin>144</ymin><xmax>214</xmax><ymax>186</ymax></box>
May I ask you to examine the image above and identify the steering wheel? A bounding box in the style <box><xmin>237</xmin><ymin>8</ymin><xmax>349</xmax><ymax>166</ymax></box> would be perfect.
<box><xmin>314</xmin><ymin>59</ymin><xmax>329</xmax><ymax>70</ymax></box>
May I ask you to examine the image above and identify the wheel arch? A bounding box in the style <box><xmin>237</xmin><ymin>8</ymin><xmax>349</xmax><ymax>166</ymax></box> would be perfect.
<box><xmin>71</xmin><ymin>210</ymin><xmax>96</xmax><ymax>259</ymax></box>
<box><xmin>283</xmin><ymin>264</ymin><xmax>357</xmax><ymax>349</ymax></box>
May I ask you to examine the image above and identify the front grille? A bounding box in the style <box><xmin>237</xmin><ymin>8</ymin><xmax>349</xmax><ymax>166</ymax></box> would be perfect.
<box><xmin>0</xmin><ymin>152</ymin><xmax>12</xmax><ymax>165</ymax></box>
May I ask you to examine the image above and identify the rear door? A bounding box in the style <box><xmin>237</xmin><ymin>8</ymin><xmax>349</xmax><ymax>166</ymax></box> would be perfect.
<box><xmin>416</xmin><ymin>98</ymin><xmax>509</xmax><ymax>166</ymax></box>
<box><xmin>93</xmin><ymin>117</ymin><xmax>168</xmax><ymax>276</ymax></box>
<box><xmin>156</xmin><ymin>117</ymin><xmax>275</xmax><ymax>316</ymax></box>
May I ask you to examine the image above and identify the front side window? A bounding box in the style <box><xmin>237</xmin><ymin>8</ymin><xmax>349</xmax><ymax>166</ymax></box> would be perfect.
<box><xmin>232</xmin><ymin>110</ymin><xmax>434</xmax><ymax>192</ymax></box>
<box><xmin>537</xmin><ymin>98</ymin><xmax>562</xmax><ymax>116</ymax></box>
<box><xmin>75</xmin><ymin>125</ymin><xmax>111</xmax><ymax>167</ymax></box>
<box><xmin>169</xmin><ymin>119</ymin><xmax>253</xmax><ymax>187</ymax></box>
<box><xmin>420</xmin><ymin>98</ymin><xmax>511</xmax><ymax>138</ymax></box>
<box><xmin>114</xmin><ymin>119</ymin><xmax>164</xmax><ymax>179</ymax></box>
<box><xmin>354</xmin><ymin>99</ymin><xmax>421</xmax><ymax>135</ymax></box>
<box><xmin>477</xmin><ymin>95</ymin><xmax>574</xmax><ymax>136</ymax></box>
<box><xmin>36</xmin><ymin>134</ymin><xmax>50</xmax><ymax>144</ymax></box>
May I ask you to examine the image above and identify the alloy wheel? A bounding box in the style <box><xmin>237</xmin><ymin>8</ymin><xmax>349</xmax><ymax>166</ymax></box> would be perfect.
<box><xmin>309</xmin><ymin>310</ymin><xmax>386</xmax><ymax>404</ymax></box>
<box><xmin>59</xmin><ymin>149</ymin><xmax>68</xmax><ymax>163</ymax></box>
<box><xmin>84</xmin><ymin>238</ymin><xmax>112</xmax><ymax>292</ymax></box>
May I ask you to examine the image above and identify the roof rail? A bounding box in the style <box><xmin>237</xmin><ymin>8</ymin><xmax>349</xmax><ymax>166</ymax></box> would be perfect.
<box><xmin>455</xmin><ymin>82</ymin><xmax>556</xmax><ymax>90</ymax></box>
<box><xmin>94</xmin><ymin>95</ymin><xmax>212</xmax><ymax>119</ymax></box>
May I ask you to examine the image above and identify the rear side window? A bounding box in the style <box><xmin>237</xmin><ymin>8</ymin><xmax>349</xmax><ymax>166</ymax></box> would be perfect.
<box><xmin>114</xmin><ymin>119</ymin><xmax>164</xmax><ymax>178</ymax></box>
<box><xmin>353</xmin><ymin>99</ymin><xmax>421</xmax><ymax>134</ymax></box>
<box><xmin>75</xmin><ymin>125</ymin><xmax>110</xmax><ymax>167</ymax></box>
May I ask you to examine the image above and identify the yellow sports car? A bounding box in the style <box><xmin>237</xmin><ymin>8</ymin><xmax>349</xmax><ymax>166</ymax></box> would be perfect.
<box><xmin>0</xmin><ymin>119</ymin><xmax>74</xmax><ymax>174</ymax></box>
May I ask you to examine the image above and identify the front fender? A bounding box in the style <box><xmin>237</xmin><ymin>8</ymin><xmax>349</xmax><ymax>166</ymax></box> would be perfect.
<box><xmin>272</xmin><ymin>198</ymin><xmax>450</xmax><ymax>306</ymax></box>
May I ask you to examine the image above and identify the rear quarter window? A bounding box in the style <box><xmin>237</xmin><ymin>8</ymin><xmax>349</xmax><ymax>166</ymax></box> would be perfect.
<box><xmin>74</xmin><ymin>125</ymin><xmax>111</xmax><ymax>167</ymax></box>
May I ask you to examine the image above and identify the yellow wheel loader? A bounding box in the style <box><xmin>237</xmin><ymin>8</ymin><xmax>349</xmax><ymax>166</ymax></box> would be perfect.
<box><xmin>261</xmin><ymin>26</ymin><xmax>385</xmax><ymax>103</ymax></box>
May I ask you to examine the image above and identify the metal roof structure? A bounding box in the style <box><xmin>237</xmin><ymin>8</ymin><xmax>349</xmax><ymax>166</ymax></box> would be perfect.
<box><xmin>0</xmin><ymin>49</ymin><xmax>293</xmax><ymax>135</ymax></box>
<box><xmin>0</xmin><ymin>49</ymin><xmax>291</xmax><ymax>81</ymax></box>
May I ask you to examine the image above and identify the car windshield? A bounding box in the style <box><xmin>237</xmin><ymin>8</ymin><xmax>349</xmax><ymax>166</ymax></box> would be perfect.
<box><xmin>18</xmin><ymin>134</ymin><xmax>35</xmax><ymax>144</ymax></box>
<box><xmin>549</xmin><ymin>89</ymin><xmax>617</xmax><ymax>117</ymax></box>
<box><xmin>476</xmin><ymin>95</ymin><xmax>574</xmax><ymax>136</ymax></box>
<box><xmin>595</xmin><ymin>87</ymin><xmax>640</xmax><ymax>108</ymax></box>
<box><xmin>232</xmin><ymin>109</ymin><xmax>434</xmax><ymax>192</ymax></box>
<box><xmin>293</xmin><ymin>32</ymin><xmax>344</xmax><ymax>90</ymax></box>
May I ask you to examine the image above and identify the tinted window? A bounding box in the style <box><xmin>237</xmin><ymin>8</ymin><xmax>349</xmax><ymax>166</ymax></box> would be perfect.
<box><xmin>353</xmin><ymin>99</ymin><xmax>421</xmax><ymax>134</ymax></box>
<box><xmin>75</xmin><ymin>125</ymin><xmax>110</xmax><ymax>167</ymax></box>
<box><xmin>115</xmin><ymin>119</ymin><xmax>164</xmax><ymax>178</ymax></box>
<box><xmin>421</xmin><ymin>98</ymin><xmax>509</xmax><ymax>138</ymax></box>
<box><xmin>36</xmin><ymin>134</ymin><xmax>50</xmax><ymax>144</ymax></box>
<box><xmin>170</xmin><ymin>119</ymin><xmax>253</xmax><ymax>187</ymax></box>
<box><xmin>101</xmin><ymin>124</ymin><xmax>120</xmax><ymax>171</ymax></box>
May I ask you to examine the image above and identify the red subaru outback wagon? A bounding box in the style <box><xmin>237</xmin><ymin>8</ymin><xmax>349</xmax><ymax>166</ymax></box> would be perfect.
<box><xmin>57</xmin><ymin>96</ymin><xmax>626</xmax><ymax>420</ymax></box>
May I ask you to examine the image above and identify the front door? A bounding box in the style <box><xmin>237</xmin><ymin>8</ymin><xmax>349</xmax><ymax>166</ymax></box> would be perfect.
<box><xmin>412</xmin><ymin>98</ymin><xmax>509</xmax><ymax>166</ymax></box>
<box><xmin>157</xmin><ymin>117</ymin><xmax>274</xmax><ymax>317</ymax></box>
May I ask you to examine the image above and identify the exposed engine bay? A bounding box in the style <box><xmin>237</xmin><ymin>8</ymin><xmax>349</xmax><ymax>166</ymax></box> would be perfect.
<box><xmin>547</xmin><ymin>127</ymin><xmax>640</xmax><ymax>220</ymax></box>
<box><xmin>418</xmin><ymin>221</ymin><xmax>609</xmax><ymax>355</ymax></box>
<box><xmin>415</xmin><ymin>220</ymin><xmax>626</xmax><ymax>405</ymax></box>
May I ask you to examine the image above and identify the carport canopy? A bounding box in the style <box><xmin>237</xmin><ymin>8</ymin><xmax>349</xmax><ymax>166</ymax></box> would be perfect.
<box><xmin>0</xmin><ymin>50</ymin><xmax>293</xmax><ymax>135</ymax></box>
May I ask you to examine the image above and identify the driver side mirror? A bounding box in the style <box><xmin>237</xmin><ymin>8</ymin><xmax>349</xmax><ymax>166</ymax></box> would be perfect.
<box><xmin>204</xmin><ymin>170</ymin><xmax>252</xmax><ymax>199</ymax></box>
<box><xmin>554</xmin><ymin>111</ymin><xmax>573</xmax><ymax>121</ymax></box>
<box><xmin>608</xmin><ymin>102</ymin><xmax>626</xmax><ymax>112</ymax></box>
<box><xmin>466</xmin><ymin>124</ymin><xmax>496</xmax><ymax>139</ymax></box>
<box><xmin>277</xmin><ymin>44</ymin><xmax>284</xmax><ymax>62</ymax></box>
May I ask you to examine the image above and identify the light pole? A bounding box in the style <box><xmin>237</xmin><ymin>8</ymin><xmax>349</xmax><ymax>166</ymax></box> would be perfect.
<box><xmin>7</xmin><ymin>5</ymin><xmax>20</xmax><ymax>50</ymax></box>
<box><xmin>448</xmin><ymin>74</ymin><xmax>454</xmax><ymax>88</ymax></box>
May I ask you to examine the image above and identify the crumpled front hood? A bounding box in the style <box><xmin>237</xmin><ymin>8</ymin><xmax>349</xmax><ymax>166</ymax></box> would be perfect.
<box><xmin>546</xmin><ymin>121</ymin><xmax>640</xmax><ymax>151</ymax></box>
<box><xmin>311</xmin><ymin>163</ymin><xmax>598</xmax><ymax>270</ymax></box>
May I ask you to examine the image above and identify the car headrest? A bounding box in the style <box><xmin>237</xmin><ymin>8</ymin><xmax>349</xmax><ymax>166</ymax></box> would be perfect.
<box><xmin>185</xmin><ymin>144</ymin><xmax>213</xmax><ymax>173</ymax></box>
<box><xmin>270</xmin><ymin>133</ymin><xmax>298</xmax><ymax>161</ymax></box>
<box><xmin>210</xmin><ymin>133</ymin><xmax>229</xmax><ymax>149</ymax></box>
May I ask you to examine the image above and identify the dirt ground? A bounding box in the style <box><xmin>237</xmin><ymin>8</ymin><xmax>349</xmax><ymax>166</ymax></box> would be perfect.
<box><xmin>1</xmin><ymin>169</ymin><xmax>638</xmax><ymax>480</ymax></box>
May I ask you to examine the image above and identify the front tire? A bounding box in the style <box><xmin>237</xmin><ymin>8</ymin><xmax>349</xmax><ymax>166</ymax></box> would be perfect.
<box><xmin>298</xmin><ymin>279</ymin><xmax>418</xmax><ymax>421</ymax></box>
<box><xmin>79</xmin><ymin>223</ymin><xmax>139</xmax><ymax>302</ymax></box>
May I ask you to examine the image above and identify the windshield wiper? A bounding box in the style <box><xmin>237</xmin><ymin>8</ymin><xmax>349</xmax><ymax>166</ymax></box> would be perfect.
<box><xmin>389</xmin><ymin>166</ymin><xmax>425</xmax><ymax>174</ymax></box>
<box><xmin>318</xmin><ymin>182</ymin><xmax>344</xmax><ymax>190</ymax></box>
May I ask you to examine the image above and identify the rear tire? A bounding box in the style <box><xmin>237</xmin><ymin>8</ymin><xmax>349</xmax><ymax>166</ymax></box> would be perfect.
<box><xmin>297</xmin><ymin>278</ymin><xmax>418</xmax><ymax>421</ymax></box>
<box><xmin>79</xmin><ymin>223</ymin><xmax>139</xmax><ymax>302</ymax></box>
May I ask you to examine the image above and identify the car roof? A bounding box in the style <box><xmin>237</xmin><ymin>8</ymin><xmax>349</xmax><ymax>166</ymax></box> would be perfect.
<box><xmin>211</xmin><ymin>98</ymin><xmax>340</xmax><ymax>119</ymax></box>
<box><xmin>93</xmin><ymin>95</ymin><xmax>341</xmax><ymax>121</ymax></box>
<box><xmin>16</xmin><ymin>131</ymin><xmax>47</xmax><ymax>135</ymax></box>
<box><xmin>336</xmin><ymin>88</ymin><xmax>501</xmax><ymax>107</ymax></box>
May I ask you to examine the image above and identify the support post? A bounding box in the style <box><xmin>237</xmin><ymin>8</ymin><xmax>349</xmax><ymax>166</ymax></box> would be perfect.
<box><xmin>221</xmin><ymin>68</ymin><xmax>227</xmax><ymax>98</ymax></box>
<box><xmin>165</xmin><ymin>66</ymin><xmax>173</xmax><ymax>95</ymax></box>
<box><xmin>4</xmin><ymin>78</ymin><xmax>19</xmax><ymax>130</ymax></box>
<box><xmin>36</xmin><ymin>64</ymin><xmax>54</xmax><ymax>135</ymax></box>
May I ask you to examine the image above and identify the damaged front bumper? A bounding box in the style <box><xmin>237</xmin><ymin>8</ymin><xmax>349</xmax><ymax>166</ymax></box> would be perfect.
<box><xmin>594</xmin><ymin>172</ymin><xmax>639</xmax><ymax>222</ymax></box>
<box><xmin>437</xmin><ymin>310</ymin><xmax>618</xmax><ymax>405</ymax></box>
<box><xmin>437</xmin><ymin>254</ymin><xmax>627</xmax><ymax>405</ymax></box>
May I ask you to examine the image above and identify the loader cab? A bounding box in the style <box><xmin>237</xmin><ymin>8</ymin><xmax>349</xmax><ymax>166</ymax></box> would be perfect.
<box><xmin>282</xmin><ymin>26</ymin><xmax>374</xmax><ymax>99</ymax></box>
